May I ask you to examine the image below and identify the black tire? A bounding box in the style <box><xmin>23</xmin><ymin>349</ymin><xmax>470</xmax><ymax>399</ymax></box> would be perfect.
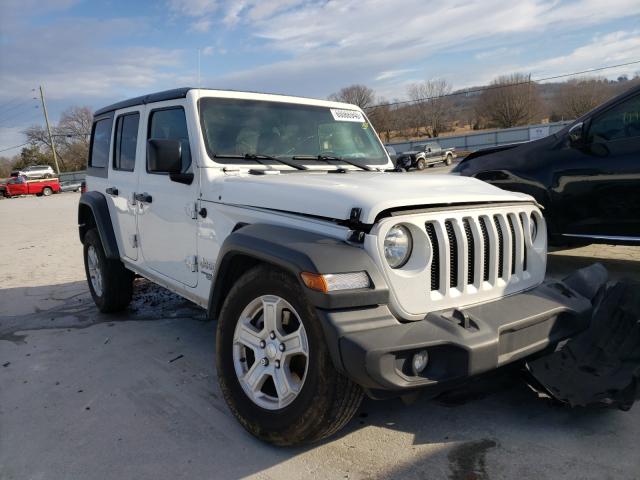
<box><xmin>216</xmin><ymin>265</ymin><xmax>363</xmax><ymax>446</ymax></box>
<box><xmin>83</xmin><ymin>229</ymin><xmax>133</xmax><ymax>313</ymax></box>
<box><xmin>416</xmin><ymin>158</ymin><xmax>426</xmax><ymax>170</ymax></box>
<box><xmin>42</xmin><ymin>187</ymin><xmax>53</xmax><ymax>196</ymax></box>
<box><xmin>445</xmin><ymin>154</ymin><xmax>452</xmax><ymax>166</ymax></box>
<box><xmin>44</xmin><ymin>173</ymin><xmax>52</xmax><ymax>178</ymax></box>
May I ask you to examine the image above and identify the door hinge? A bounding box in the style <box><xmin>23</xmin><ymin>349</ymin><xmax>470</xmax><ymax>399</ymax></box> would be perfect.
<box><xmin>129</xmin><ymin>234</ymin><xmax>138</xmax><ymax>248</ymax></box>
<box><xmin>186</xmin><ymin>255</ymin><xmax>198</xmax><ymax>272</ymax></box>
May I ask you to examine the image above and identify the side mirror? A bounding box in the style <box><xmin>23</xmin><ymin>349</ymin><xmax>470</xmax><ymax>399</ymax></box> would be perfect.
<box><xmin>147</xmin><ymin>138</ymin><xmax>182</xmax><ymax>173</ymax></box>
<box><xmin>567</xmin><ymin>122</ymin><xmax>584</xmax><ymax>147</ymax></box>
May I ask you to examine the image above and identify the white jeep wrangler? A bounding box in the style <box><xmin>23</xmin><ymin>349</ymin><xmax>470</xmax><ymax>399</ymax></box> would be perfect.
<box><xmin>79</xmin><ymin>88</ymin><xmax>598</xmax><ymax>446</ymax></box>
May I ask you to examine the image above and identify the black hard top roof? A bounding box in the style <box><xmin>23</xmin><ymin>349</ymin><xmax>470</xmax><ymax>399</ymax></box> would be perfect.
<box><xmin>94</xmin><ymin>88</ymin><xmax>192</xmax><ymax>116</ymax></box>
<box><xmin>93</xmin><ymin>87</ymin><xmax>340</xmax><ymax>117</ymax></box>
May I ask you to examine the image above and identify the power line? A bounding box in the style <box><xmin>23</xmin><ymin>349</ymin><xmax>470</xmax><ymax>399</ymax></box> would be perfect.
<box><xmin>0</xmin><ymin>108</ymin><xmax>41</xmax><ymax>128</ymax></box>
<box><xmin>366</xmin><ymin>59</ymin><xmax>640</xmax><ymax>110</ymax></box>
<box><xmin>0</xmin><ymin>142</ymin><xmax>30</xmax><ymax>154</ymax></box>
<box><xmin>0</xmin><ymin>98</ymin><xmax>23</xmax><ymax>111</ymax></box>
<box><xmin>0</xmin><ymin>101</ymin><xmax>37</xmax><ymax>123</ymax></box>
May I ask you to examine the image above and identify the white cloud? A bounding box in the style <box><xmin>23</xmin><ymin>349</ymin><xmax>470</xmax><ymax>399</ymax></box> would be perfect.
<box><xmin>191</xmin><ymin>18</ymin><xmax>212</xmax><ymax>32</ymax></box>
<box><xmin>0</xmin><ymin>18</ymin><xmax>186</xmax><ymax>101</ymax></box>
<box><xmin>199</xmin><ymin>0</ymin><xmax>639</xmax><ymax>99</ymax></box>
<box><xmin>524</xmin><ymin>30</ymin><xmax>640</xmax><ymax>78</ymax></box>
<box><xmin>167</xmin><ymin>0</ymin><xmax>217</xmax><ymax>17</ymax></box>
<box><xmin>202</xmin><ymin>46</ymin><xmax>215</xmax><ymax>56</ymax></box>
<box><xmin>375</xmin><ymin>69</ymin><xmax>417</xmax><ymax>82</ymax></box>
<box><xmin>475</xmin><ymin>47</ymin><xmax>522</xmax><ymax>60</ymax></box>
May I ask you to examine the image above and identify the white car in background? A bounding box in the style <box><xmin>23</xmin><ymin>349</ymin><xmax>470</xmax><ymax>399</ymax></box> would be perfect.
<box><xmin>13</xmin><ymin>165</ymin><xmax>55</xmax><ymax>179</ymax></box>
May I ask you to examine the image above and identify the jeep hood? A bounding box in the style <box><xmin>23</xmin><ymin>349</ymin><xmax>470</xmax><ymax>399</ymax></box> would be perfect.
<box><xmin>214</xmin><ymin>171</ymin><xmax>533</xmax><ymax>224</ymax></box>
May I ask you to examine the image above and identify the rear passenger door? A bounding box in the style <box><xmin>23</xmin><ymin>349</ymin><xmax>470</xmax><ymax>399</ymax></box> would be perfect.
<box><xmin>136</xmin><ymin>104</ymin><xmax>199</xmax><ymax>288</ymax></box>
<box><xmin>107</xmin><ymin>108</ymin><xmax>142</xmax><ymax>261</ymax></box>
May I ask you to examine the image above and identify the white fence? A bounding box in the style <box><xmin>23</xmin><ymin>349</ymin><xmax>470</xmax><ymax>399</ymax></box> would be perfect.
<box><xmin>385</xmin><ymin>121</ymin><xmax>572</xmax><ymax>153</ymax></box>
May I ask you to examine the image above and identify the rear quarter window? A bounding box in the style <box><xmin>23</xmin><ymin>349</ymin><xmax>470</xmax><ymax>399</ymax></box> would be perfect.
<box><xmin>89</xmin><ymin>118</ymin><xmax>113</xmax><ymax>168</ymax></box>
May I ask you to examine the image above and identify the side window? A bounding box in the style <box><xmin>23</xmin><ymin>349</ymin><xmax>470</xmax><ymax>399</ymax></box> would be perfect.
<box><xmin>147</xmin><ymin>107</ymin><xmax>191</xmax><ymax>172</ymax></box>
<box><xmin>89</xmin><ymin>118</ymin><xmax>113</xmax><ymax>168</ymax></box>
<box><xmin>113</xmin><ymin>113</ymin><xmax>140</xmax><ymax>172</ymax></box>
<box><xmin>588</xmin><ymin>94</ymin><xmax>640</xmax><ymax>142</ymax></box>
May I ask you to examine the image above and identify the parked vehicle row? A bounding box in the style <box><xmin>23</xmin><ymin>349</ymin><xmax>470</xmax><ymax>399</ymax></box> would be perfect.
<box><xmin>79</xmin><ymin>87</ymin><xmax>606</xmax><ymax>446</ymax></box>
<box><xmin>454</xmin><ymin>83</ymin><xmax>640</xmax><ymax>246</ymax></box>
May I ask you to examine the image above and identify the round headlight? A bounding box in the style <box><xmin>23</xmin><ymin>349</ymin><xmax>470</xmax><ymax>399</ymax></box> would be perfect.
<box><xmin>384</xmin><ymin>224</ymin><xmax>413</xmax><ymax>268</ymax></box>
<box><xmin>529</xmin><ymin>214</ymin><xmax>538</xmax><ymax>242</ymax></box>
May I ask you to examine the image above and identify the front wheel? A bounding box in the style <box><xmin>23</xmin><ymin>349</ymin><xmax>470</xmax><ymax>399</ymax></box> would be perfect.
<box><xmin>445</xmin><ymin>154</ymin><xmax>452</xmax><ymax>166</ymax></box>
<box><xmin>416</xmin><ymin>158</ymin><xmax>426</xmax><ymax>170</ymax></box>
<box><xmin>83</xmin><ymin>229</ymin><xmax>133</xmax><ymax>313</ymax></box>
<box><xmin>216</xmin><ymin>265</ymin><xmax>363</xmax><ymax>446</ymax></box>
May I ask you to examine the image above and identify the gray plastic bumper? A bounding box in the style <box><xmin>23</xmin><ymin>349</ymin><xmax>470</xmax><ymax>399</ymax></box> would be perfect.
<box><xmin>317</xmin><ymin>265</ymin><xmax>605</xmax><ymax>391</ymax></box>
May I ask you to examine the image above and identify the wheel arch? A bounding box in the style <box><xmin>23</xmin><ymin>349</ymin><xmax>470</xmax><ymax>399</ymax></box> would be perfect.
<box><xmin>207</xmin><ymin>223</ymin><xmax>389</xmax><ymax>321</ymax></box>
<box><xmin>78</xmin><ymin>191</ymin><xmax>120</xmax><ymax>259</ymax></box>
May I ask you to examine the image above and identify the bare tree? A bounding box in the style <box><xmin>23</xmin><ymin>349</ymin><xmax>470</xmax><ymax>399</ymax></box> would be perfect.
<box><xmin>328</xmin><ymin>84</ymin><xmax>375</xmax><ymax>109</ymax></box>
<box><xmin>554</xmin><ymin>78</ymin><xmax>612</xmax><ymax>119</ymax></box>
<box><xmin>23</xmin><ymin>105</ymin><xmax>92</xmax><ymax>172</ymax></box>
<box><xmin>476</xmin><ymin>73</ymin><xmax>541</xmax><ymax>128</ymax></box>
<box><xmin>406</xmin><ymin>79</ymin><xmax>452</xmax><ymax>137</ymax></box>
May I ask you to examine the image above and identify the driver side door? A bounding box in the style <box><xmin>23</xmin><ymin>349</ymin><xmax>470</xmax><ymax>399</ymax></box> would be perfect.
<box><xmin>554</xmin><ymin>93</ymin><xmax>640</xmax><ymax>240</ymax></box>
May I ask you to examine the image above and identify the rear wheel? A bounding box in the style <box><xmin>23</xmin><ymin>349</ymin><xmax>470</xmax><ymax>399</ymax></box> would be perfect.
<box><xmin>42</xmin><ymin>187</ymin><xmax>53</xmax><ymax>196</ymax></box>
<box><xmin>44</xmin><ymin>173</ymin><xmax>53</xmax><ymax>178</ymax></box>
<box><xmin>216</xmin><ymin>265</ymin><xmax>363</xmax><ymax>446</ymax></box>
<box><xmin>83</xmin><ymin>229</ymin><xmax>133</xmax><ymax>313</ymax></box>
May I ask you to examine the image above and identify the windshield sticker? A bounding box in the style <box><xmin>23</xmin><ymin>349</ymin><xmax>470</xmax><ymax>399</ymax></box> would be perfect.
<box><xmin>330</xmin><ymin>108</ymin><xmax>365</xmax><ymax>122</ymax></box>
<box><xmin>361</xmin><ymin>122</ymin><xmax>369</xmax><ymax>129</ymax></box>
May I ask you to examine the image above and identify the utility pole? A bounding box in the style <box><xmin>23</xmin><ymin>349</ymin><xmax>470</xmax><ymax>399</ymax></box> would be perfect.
<box><xmin>38</xmin><ymin>85</ymin><xmax>60</xmax><ymax>175</ymax></box>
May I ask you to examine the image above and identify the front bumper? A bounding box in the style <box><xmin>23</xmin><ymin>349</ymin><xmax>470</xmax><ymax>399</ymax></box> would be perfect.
<box><xmin>317</xmin><ymin>266</ymin><xmax>605</xmax><ymax>392</ymax></box>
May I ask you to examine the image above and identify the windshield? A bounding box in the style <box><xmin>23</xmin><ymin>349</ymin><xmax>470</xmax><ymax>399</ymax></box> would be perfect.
<box><xmin>198</xmin><ymin>98</ymin><xmax>388</xmax><ymax>166</ymax></box>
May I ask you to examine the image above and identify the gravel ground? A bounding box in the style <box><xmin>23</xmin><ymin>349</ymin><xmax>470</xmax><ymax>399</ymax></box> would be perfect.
<box><xmin>1</xmin><ymin>193</ymin><xmax>639</xmax><ymax>480</ymax></box>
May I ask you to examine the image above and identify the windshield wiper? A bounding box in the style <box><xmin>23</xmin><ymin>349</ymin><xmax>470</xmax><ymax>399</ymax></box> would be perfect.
<box><xmin>213</xmin><ymin>153</ymin><xmax>307</xmax><ymax>170</ymax></box>
<box><xmin>291</xmin><ymin>155</ymin><xmax>373</xmax><ymax>171</ymax></box>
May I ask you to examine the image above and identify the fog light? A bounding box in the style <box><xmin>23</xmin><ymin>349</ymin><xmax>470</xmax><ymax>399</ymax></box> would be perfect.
<box><xmin>412</xmin><ymin>350</ymin><xmax>429</xmax><ymax>375</ymax></box>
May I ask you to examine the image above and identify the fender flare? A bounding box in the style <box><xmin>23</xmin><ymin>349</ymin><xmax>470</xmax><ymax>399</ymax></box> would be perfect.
<box><xmin>78</xmin><ymin>191</ymin><xmax>120</xmax><ymax>259</ymax></box>
<box><xmin>207</xmin><ymin>223</ymin><xmax>389</xmax><ymax>319</ymax></box>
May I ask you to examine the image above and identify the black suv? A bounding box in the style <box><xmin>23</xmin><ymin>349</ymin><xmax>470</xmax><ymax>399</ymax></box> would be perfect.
<box><xmin>454</xmin><ymin>84</ymin><xmax>640</xmax><ymax>245</ymax></box>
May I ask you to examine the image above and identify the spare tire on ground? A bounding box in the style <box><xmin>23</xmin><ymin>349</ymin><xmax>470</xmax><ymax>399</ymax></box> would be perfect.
<box><xmin>526</xmin><ymin>279</ymin><xmax>640</xmax><ymax>411</ymax></box>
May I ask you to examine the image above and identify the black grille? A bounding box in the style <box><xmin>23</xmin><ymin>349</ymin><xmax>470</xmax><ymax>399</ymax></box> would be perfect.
<box><xmin>508</xmin><ymin>215</ymin><xmax>517</xmax><ymax>274</ymax></box>
<box><xmin>426</xmin><ymin>223</ymin><xmax>440</xmax><ymax>291</ymax></box>
<box><xmin>445</xmin><ymin>221</ymin><xmax>458</xmax><ymax>288</ymax></box>
<box><xmin>494</xmin><ymin>215</ymin><xmax>504</xmax><ymax>278</ymax></box>
<box><xmin>479</xmin><ymin>217</ymin><xmax>490</xmax><ymax>282</ymax></box>
<box><xmin>463</xmin><ymin>218</ymin><xmax>474</xmax><ymax>285</ymax></box>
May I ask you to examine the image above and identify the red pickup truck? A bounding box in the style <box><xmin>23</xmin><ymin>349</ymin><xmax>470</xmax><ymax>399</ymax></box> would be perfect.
<box><xmin>3</xmin><ymin>176</ymin><xmax>61</xmax><ymax>197</ymax></box>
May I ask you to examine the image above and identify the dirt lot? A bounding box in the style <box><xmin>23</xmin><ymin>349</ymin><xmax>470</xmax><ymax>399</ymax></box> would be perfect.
<box><xmin>1</xmin><ymin>193</ymin><xmax>639</xmax><ymax>480</ymax></box>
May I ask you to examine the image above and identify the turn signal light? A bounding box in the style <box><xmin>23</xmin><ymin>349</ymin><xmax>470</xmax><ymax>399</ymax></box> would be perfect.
<box><xmin>301</xmin><ymin>271</ymin><xmax>370</xmax><ymax>293</ymax></box>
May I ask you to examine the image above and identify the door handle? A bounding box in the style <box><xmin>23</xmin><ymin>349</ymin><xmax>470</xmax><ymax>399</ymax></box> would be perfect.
<box><xmin>134</xmin><ymin>192</ymin><xmax>153</xmax><ymax>204</ymax></box>
<box><xmin>105</xmin><ymin>187</ymin><xmax>118</xmax><ymax>196</ymax></box>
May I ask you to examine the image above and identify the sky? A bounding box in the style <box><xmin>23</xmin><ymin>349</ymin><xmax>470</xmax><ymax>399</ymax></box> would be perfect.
<box><xmin>1</xmin><ymin>0</ymin><xmax>640</xmax><ymax>155</ymax></box>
